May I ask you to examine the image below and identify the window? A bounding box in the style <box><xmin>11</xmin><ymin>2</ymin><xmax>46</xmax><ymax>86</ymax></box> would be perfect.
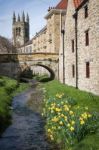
<box><xmin>16</xmin><ymin>27</ymin><xmax>21</xmax><ymax>36</ymax></box>
<box><xmin>25</xmin><ymin>28</ymin><xmax>29</xmax><ymax>37</ymax></box>
<box><xmin>72</xmin><ymin>65</ymin><xmax>75</xmax><ymax>78</ymax></box>
<box><xmin>86</xmin><ymin>62</ymin><xmax>90</xmax><ymax>78</ymax></box>
<box><xmin>19</xmin><ymin>27</ymin><xmax>21</xmax><ymax>36</ymax></box>
<box><xmin>26</xmin><ymin>47</ymin><xmax>28</xmax><ymax>53</ymax></box>
<box><xmin>16</xmin><ymin>28</ymin><xmax>18</xmax><ymax>36</ymax></box>
<box><xmin>72</xmin><ymin>40</ymin><xmax>74</xmax><ymax>52</ymax></box>
<box><xmin>30</xmin><ymin>46</ymin><xmax>32</xmax><ymax>53</ymax></box>
<box><xmin>85</xmin><ymin>30</ymin><xmax>89</xmax><ymax>46</ymax></box>
<box><xmin>84</xmin><ymin>6</ymin><xmax>88</xmax><ymax>18</ymax></box>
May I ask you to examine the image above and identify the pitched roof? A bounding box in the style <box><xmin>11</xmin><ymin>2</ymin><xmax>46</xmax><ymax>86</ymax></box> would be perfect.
<box><xmin>73</xmin><ymin>0</ymin><xmax>83</xmax><ymax>9</ymax></box>
<box><xmin>55</xmin><ymin>0</ymin><xmax>67</xmax><ymax>9</ymax></box>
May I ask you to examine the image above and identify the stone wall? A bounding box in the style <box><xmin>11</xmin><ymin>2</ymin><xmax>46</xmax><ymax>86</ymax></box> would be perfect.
<box><xmin>32</xmin><ymin>9</ymin><xmax>66</xmax><ymax>54</ymax></box>
<box><xmin>32</xmin><ymin>27</ymin><xmax>47</xmax><ymax>53</ymax></box>
<box><xmin>0</xmin><ymin>53</ymin><xmax>59</xmax><ymax>79</ymax></box>
<box><xmin>64</xmin><ymin>0</ymin><xmax>76</xmax><ymax>87</ymax></box>
<box><xmin>59</xmin><ymin>12</ymin><xmax>67</xmax><ymax>83</ymax></box>
<box><xmin>0</xmin><ymin>62</ymin><xmax>20</xmax><ymax>78</ymax></box>
<box><xmin>46</xmin><ymin>9</ymin><xmax>66</xmax><ymax>53</ymax></box>
<box><xmin>77</xmin><ymin>0</ymin><xmax>99</xmax><ymax>95</ymax></box>
<box><xmin>59</xmin><ymin>0</ymin><xmax>99</xmax><ymax>95</ymax></box>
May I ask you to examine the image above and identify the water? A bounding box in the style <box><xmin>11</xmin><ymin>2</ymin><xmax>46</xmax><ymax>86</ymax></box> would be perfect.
<box><xmin>0</xmin><ymin>88</ymin><xmax>57</xmax><ymax>150</ymax></box>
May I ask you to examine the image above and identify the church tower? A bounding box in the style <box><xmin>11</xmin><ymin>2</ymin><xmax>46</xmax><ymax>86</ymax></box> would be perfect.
<box><xmin>12</xmin><ymin>11</ymin><xmax>29</xmax><ymax>47</ymax></box>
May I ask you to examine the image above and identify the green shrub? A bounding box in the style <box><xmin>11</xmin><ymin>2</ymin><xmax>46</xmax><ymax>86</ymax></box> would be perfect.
<box><xmin>0</xmin><ymin>79</ymin><xmax>5</xmax><ymax>86</ymax></box>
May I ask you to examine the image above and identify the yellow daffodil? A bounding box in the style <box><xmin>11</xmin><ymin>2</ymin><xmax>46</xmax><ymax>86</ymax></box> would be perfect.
<box><xmin>52</xmin><ymin>126</ymin><xmax>56</xmax><ymax>130</ymax></box>
<box><xmin>48</xmin><ymin>129</ymin><xmax>51</xmax><ymax>133</ymax></box>
<box><xmin>69</xmin><ymin>111</ymin><xmax>74</xmax><ymax>115</ymax></box>
<box><xmin>85</xmin><ymin>107</ymin><xmax>88</xmax><ymax>110</ymax></box>
<box><xmin>50</xmin><ymin>135</ymin><xmax>54</xmax><ymax>140</ymax></box>
<box><xmin>61</xmin><ymin>114</ymin><xmax>64</xmax><ymax>117</ymax></box>
<box><xmin>55</xmin><ymin>107</ymin><xmax>61</xmax><ymax>112</ymax></box>
<box><xmin>59</xmin><ymin>121</ymin><xmax>63</xmax><ymax>125</ymax></box>
<box><xmin>67</xmin><ymin>123</ymin><xmax>71</xmax><ymax>127</ymax></box>
<box><xmin>71</xmin><ymin>120</ymin><xmax>75</xmax><ymax>125</ymax></box>
<box><xmin>80</xmin><ymin>120</ymin><xmax>85</xmax><ymax>125</ymax></box>
<box><xmin>81</xmin><ymin>112</ymin><xmax>88</xmax><ymax>119</ymax></box>
<box><xmin>61</xmin><ymin>101</ymin><xmax>64</xmax><ymax>105</ymax></box>
<box><xmin>88</xmin><ymin>113</ymin><xmax>92</xmax><ymax>118</ymax></box>
<box><xmin>52</xmin><ymin>117</ymin><xmax>59</xmax><ymax>122</ymax></box>
<box><xmin>64</xmin><ymin>116</ymin><xmax>67</xmax><ymax>121</ymax></box>
<box><xmin>70</xmin><ymin>126</ymin><xmax>75</xmax><ymax>132</ymax></box>
<box><xmin>58</xmin><ymin>112</ymin><xmax>61</xmax><ymax>115</ymax></box>
<box><xmin>64</xmin><ymin>105</ymin><xmax>69</xmax><ymax>111</ymax></box>
<box><xmin>41</xmin><ymin>113</ymin><xmax>44</xmax><ymax>116</ymax></box>
<box><xmin>56</xmin><ymin>93</ymin><xmax>63</xmax><ymax>99</ymax></box>
<box><xmin>79</xmin><ymin>117</ymin><xmax>83</xmax><ymax>121</ymax></box>
<box><xmin>58</xmin><ymin>126</ymin><xmax>61</xmax><ymax>130</ymax></box>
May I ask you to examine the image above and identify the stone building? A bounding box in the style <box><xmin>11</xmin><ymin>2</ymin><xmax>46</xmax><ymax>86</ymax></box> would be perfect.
<box><xmin>32</xmin><ymin>0</ymin><xmax>67</xmax><ymax>54</ymax></box>
<box><xmin>32</xmin><ymin>26</ymin><xmax>47</xmax><ymax>53</ymax></box>
<box><xmin>12</xmin><ymin>12</ymin><xmax>29</xmax><ymax>47</ymax></box>
<box><xmin>59</xmin><ymin>0</ymin><xmax>99</xmax><ymax>95</ymax></box>
<box><xmin>17</xmin><ymin>39</ymin><xmax>33</xmax><ymax>53</ymax></box>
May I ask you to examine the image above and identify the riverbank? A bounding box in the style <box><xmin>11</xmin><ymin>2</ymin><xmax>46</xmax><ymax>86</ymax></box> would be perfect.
<box><xmin>42</xmin><ymin>80</ymin><xmax>99</xmax><ymax>150</ymax></box>
<box><xmin>0</xmin><ymin>76</ymin><xmax>29</xmax><ymax>136</ymax></box>
<box><xmin>0</xmin><ymin>81</ymin><xmax>59</xmax><ymax>150</ymax></box>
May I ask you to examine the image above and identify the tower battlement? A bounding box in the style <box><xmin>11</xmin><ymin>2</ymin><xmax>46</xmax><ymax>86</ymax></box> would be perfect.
<box><xmin>12</xmin><ymin>12</ymin><xmax>30</xmax><ymax>47</ymax></box>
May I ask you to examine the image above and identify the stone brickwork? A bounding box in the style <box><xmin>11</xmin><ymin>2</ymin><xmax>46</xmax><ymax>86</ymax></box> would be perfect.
<box><xmin>32</xmin><ymin>26</ymin><xmax>47</xmax><ymax>53</ymax></box>
<box><xmin>77</xmin><ymin>0</ymin><xmax>99</xmax><ymax>95</ymax></box>
<box><xmin>64</xmin><ymin>0</ymin><xmax>76</xmax><ymax>87</ymax></box>
<box><xmin>0</xmin><ymin>53</ymin><xmax>59</xmax><ymax>79</ymax></box>
<box><xmin>32</xmin><ymin>9</ymin><xmax>66</xmax><ymax>54</ymax></box>
<box><xmin>18</xmin><ymin>40</ymin><xmax>33</xmax><ymax>53</ymax></box>
<box><xmin>59</xmin><ymin>0</ymin><xmax>99</xmax><ymax>95</ymax></box>
<box><xmin>12</xmin><ymin>12</ymin><xmax>29</xmax><ymax>47</ymax></box>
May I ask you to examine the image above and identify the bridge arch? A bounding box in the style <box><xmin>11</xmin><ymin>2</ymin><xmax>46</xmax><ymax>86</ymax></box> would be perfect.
<box><xmin>35</xmin><ymin>63</ymin><xmax>55</xmax><ymax>81</ymax></box>
<box><xmin>31</xmin><ymin>63</ymin><xmax>55</xmax><ymax>82</ymax></box>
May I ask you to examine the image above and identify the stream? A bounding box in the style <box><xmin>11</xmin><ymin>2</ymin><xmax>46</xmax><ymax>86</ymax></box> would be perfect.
<box><xmin>0</xmin><ymin>86</ymin><xmax>57</xmax><ymax>150</ymax></box>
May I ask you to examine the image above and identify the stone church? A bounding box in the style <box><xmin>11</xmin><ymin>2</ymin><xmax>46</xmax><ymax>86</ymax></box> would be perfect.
<box><xmin>59</xmin><ymin>0</ymin><xmax>99</xmax><ymax>95</ymax></box>
<box><xmin>12</xmin><ymin>12</ymin><xmax>29</xmax><ymax>47</ymax></box>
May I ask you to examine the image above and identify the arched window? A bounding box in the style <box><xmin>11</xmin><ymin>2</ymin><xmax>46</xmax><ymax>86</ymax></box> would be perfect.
<box><xmin>16</xmin><ymin>27</ymin><xmax>21</xmax><ymax>36</ymax></box>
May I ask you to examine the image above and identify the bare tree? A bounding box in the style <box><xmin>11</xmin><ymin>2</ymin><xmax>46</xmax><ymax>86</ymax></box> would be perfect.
<box><xmin>0</xmin><ymin>36</ymin><xmax>17</xmax><ymax>54</ymax></box>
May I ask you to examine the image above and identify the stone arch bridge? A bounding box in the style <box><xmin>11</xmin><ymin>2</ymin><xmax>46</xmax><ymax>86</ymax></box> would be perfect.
<box><xmin>0</xmin><ymin>53</ymin><xmax>59</xmax><ymax>80</ymax></box>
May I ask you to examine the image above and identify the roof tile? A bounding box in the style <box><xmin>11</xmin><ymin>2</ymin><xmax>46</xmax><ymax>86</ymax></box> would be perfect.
<box><xmin>73</xmin><ymin>0</ymin><xmax>83</xmax><ymax>8</ymax></box>
<box><xmin>55</xmin><ymin>0</ymin><xmax>67</xmax><ymax>9</ymax></box>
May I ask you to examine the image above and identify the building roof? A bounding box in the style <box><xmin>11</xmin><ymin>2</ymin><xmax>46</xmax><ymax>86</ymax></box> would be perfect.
<box><xmin>73</xmin><ymin>0</ymin><xmax>84</xmax><ymax>9</ymax></box>
<box><xmin>45</xmin><ymin>0</ymin><xmax>67</xmax><ymax>19</ymax></box>
<box><xmin>55</xmin><ymin>0</ymin><xmax>68</xmax><ymax>9</ymax></box>
<box><xmin>33</xmin><ymin>26</ymin><xmax>47</xmax><ymax>39</ymax></box>
<box><xmin>18</xmin><ymin>39</ymin><xmax>32</xmax><ymax>48</ymax></box>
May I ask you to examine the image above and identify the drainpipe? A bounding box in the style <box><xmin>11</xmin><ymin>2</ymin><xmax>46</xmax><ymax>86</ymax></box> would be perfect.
<box><xmin>61</xmin><ymin>28</ymin><xmax>65</xmax><ymax>84</ymax></box>
<box><xmin>60</xmin><ymin>11</ymin><xmax>65</xmax><ymax>84</ymax></box>
<box><xmin>74</xmin><ymin>11</ymin><xmax>78</xmax><ymax>89</ymax></box>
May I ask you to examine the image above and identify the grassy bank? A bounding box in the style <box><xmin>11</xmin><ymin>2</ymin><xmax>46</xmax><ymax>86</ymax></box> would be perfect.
<box><xmin>0</xmin><ymin>76</ymin><xmax>29</xmax><ymax>135</ymax></box>
<box><xmin>42</xmin><ymin>80</ymin><xmax>99</xmax><ymax>150</ymax></box>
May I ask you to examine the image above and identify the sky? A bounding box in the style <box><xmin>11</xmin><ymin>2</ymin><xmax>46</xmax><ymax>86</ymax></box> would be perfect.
<box><xmin>0</xmin><ymin>0</ymin><xmax>60</xmax><ymax>39</ymax></box>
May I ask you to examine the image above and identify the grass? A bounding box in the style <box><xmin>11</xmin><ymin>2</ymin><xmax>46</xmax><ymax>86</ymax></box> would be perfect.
<box><xmin>33</xmin><ymin>73</ymin><xmax>50</xmax><ymax>82</ymax></box>
<box><xmin>43</xmin><ymin>80</ymin><xmax>99</xmax><ymax>112</ymax></box>
<box><xmin>42</xmin><ymin>80</ymin><xmax>99</xmax><ymax>150</ymax></box>
<box><xmin>0</xmin><ymin>76</ymin><xmax>29</xmax><ymax>135</ymax></box>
